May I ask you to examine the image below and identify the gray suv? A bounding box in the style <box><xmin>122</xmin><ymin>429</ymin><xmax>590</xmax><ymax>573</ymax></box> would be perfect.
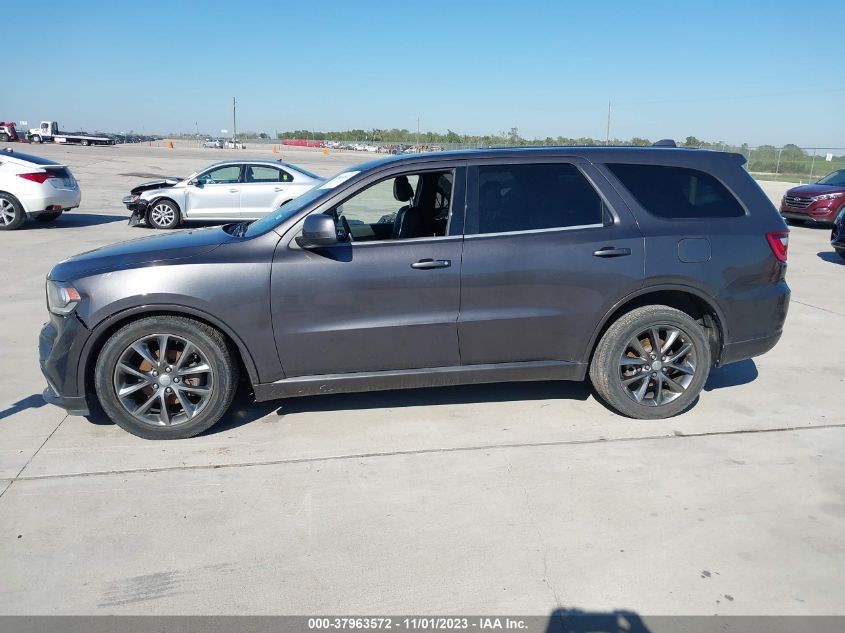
<box><xmin>39</xmin><ymin>146</ymin><xmax>790</xmax><ymax>439</ymax></box>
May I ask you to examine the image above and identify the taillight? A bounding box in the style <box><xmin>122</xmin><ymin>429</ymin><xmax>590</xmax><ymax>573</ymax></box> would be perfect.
<box><xmin>18</xmin><ymin>172</ymin><xmax>57</xmax><ymax>184</ymax></box>
<box><xmin>766</xmin><ymin>231</ymin><xmax>789</xmax><ymax>262</ymax></box>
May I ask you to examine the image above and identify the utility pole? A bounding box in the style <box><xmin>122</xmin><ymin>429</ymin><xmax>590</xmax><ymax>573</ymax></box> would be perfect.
<box><xmin>605</xmin><ymin>100</ymin><xmax>612</xmax><ymax>146</ymax></box>
<box><xmin>232</xmin><ymin>97</ymin><xmax>237</xmax><ymax>140</ymax></box>
<box><xmin>416</xmin><ymin>117</ymin><xmax>420</xmax><ymax>149</ymax></box>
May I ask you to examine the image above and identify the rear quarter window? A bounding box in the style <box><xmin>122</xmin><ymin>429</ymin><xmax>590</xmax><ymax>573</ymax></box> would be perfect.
<box><xmin>607</xmin><ymin>163</ymin><xmax>745</xmax><ymax>219</ymax></box>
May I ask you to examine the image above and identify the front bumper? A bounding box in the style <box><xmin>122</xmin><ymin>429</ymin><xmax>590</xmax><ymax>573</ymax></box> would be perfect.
<box><xmin>39</xmin><ymin>313</ymin><xmax>92</xmax><ymax>415</ymax></box>
<box><xmin>42</xmin><ymin>385</ymin><xmax>89</xmax><ymax>416</ymax></box>
<box><xmin>122</xmin><ymin>196</ymin><xmax>149</xmax><ymax>212</ymax></box>
<box><xmin>780</xmin><ymin>203</ymin><xmax>840</xmax><ymax>224</ymax></box>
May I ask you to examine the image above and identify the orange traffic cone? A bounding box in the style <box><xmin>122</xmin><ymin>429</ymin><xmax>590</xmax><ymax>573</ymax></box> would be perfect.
<box><xmin>322</xmin><ymin>148</ymin><xmax>329</xmax><ymax>156</ymax></box>
<box><xmin>272</xmin><ymin>145</ymin><xmax>279</xmax><ymax>153</ymax></box>
<box><xmin>167</xmin><ymin>141</ymin><xmax>174</xmax><ymax>150</ymax></box>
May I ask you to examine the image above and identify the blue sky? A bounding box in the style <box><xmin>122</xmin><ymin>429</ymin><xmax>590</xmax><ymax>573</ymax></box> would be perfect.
<box><xmin>7</xmin><ymin>0</ymin><xmax>844</xmax><ymax>146</ymax></box>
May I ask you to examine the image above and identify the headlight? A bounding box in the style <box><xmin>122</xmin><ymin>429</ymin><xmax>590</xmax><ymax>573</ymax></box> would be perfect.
<box><xmin>811</xmin><ymin>192</ymin><xmax>844</xmax><ymax>202</ymax></box>
<box><xmin>46</xmin><ymin>280</ymin><xmax>81</xmax><ymax>315</ymax></box>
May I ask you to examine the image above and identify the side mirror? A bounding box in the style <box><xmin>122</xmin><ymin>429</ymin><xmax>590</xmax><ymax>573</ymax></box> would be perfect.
<box><xmin>296</xmin><ymin>213</ymin><xmax>338</xmax><ymax>248</ymax></box>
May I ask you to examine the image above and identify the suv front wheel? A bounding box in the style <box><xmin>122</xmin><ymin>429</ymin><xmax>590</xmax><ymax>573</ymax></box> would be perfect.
<box><xmin>94</xmin><ymin>315</ymin><xmax>238</xmax><ymax>439</ymax></box>
<box><xmin>590</xmin><ymin>305</ymin><xmax>711</xmax><ymax>419</ymax></box>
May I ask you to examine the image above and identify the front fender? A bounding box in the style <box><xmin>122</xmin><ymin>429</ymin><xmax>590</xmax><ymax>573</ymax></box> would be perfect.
<box><xmin>76</xmin><ymin>303</ymin><xmax>262</xmax><ymax>397</ymax></box>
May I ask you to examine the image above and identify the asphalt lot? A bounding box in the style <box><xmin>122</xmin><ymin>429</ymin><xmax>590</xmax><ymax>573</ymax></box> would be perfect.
<box><xmin>0</xmin><ymin>142</ymin><xmax>843</xmax><ymax>617</ymax></box>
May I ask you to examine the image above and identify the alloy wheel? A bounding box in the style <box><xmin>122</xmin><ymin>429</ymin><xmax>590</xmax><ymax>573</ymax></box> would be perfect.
<box><xmin>150</xmin><ymin>203</ymin><xmax>176</xmax><ymax>227</ymax></box>
<box><xmin>0</xmin><ymin>199</ymin><xmax>16</xmax><ymax>226</ymax></box>
<box><xmin>618</xmin><ymin>324</ymin><xmax>697</xmax><ymax>407</ymax></box>
<box><xmin>112</xmin><ymin>333</ymin><xmax>215</xmax><ymax>427</ymax></box>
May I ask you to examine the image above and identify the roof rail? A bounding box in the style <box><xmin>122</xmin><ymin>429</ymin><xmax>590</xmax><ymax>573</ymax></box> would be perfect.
<box><xmin>652</xmin><ymin>139</ymin><xmax>677</xmax><ymax>147</ymax></box>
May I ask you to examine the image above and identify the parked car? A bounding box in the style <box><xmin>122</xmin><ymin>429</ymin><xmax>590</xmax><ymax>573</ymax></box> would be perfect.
<box><xmin>780</xmin><ymin>168</ymin><xmax>845</xmax><ymax>225</ymax></box>
<box><xmin>41</xmin><ymin>144</ymin><xmax>790</xmax><ymax>439</ymax></box>
<box><xmin>0</xmin><ymin>148</ymin><xmax>81</xmax><ymax>230</ymax></box>
<box><xmin>122</xmin><ymin>160</ymin><xmax>323</xmax><ymax>229</ymax></box>
<box><xmin>830</xmin><ymin>206</ymin><xmax>845</xmax><ymax>260</ymax></box>
<box><xmin>203</xmin><ymin>138</ymin><xmax>223</xmax><ymax>149</ymax></box>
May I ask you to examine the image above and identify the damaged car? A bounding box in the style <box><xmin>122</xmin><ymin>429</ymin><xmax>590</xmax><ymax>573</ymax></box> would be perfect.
<box><xmin>123</xmin><ymin>160</ymin><xmax>323</xmax><ymax>229</ymax></box>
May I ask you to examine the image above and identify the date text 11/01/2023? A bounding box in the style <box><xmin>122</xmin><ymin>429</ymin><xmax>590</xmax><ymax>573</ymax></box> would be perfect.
<box><xmin>307</xmin><ymin>617</ymin><xmax>529</xmax><ymax>630</ymax></box>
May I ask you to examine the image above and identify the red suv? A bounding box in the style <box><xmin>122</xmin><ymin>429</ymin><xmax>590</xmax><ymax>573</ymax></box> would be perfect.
<box><xmin>780</xmin><ymin>168</ymin><xmax>845</xmax><ymax>225</ymax></box>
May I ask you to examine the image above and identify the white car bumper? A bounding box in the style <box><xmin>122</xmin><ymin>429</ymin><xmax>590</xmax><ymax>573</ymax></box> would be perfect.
<box><xmin>18</xmin><ymin>186</ymin><xmax>81</xmax><ymax>215</ymax></box>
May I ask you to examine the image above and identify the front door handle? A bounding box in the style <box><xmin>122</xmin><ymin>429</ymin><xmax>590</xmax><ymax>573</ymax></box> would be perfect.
<box><xmin>593</xmin><ymin>246</ymin><xmax>631</xmax><ymax>258</ymax></box>
<box><xmin>274</xmin><ymin>186</ymin><xmax>285</xmax><ymax>192</ymax></box>
<box><xmin>229</xmin><ymin>188</ymin><xmax>239</xmax><ymax>193</ymax></box>
<box><xmin>411</xmin><ymin>258</ymin><xmax>451</xmax><ymax>270</ymax></box>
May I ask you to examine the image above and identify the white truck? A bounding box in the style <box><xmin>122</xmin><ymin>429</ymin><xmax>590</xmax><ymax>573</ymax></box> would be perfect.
<box><xmin>27</xmin><ymin>121</ymin><xmax>114</xmax><ymax>146</ymax></box>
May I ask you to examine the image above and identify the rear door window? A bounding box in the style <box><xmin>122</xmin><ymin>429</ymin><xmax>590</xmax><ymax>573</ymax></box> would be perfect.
<box><xmin>607</xmin><ymin>163</ymin><xmax>745</xmax><ymax>218</ymax></box>
<box><xmin>475</xmin><ymin>163</ymin><xmax>606</xmax><ymax>234</ymax></box>
<box><xmin>246</xmin><ymin>165</ymin><xmax>292</xmax><ymax>183</ymax></box>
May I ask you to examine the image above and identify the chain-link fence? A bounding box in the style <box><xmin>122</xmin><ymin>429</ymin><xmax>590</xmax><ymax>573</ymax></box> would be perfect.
<box><xmin>166</xmin><ymin>135</ymin><xmax>845</xmax><ymax>184</ymax></box>
<box><xmin>744</xmin><ymin>147</ymin><xmax>845</xmax><ymax>183</ymax></box>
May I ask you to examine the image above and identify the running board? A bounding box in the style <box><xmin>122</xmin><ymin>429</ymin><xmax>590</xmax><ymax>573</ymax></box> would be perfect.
<box><xmin>253</xmin><ymin>360</ymin><xmax>587</xmax><ymax>401</ymax></box>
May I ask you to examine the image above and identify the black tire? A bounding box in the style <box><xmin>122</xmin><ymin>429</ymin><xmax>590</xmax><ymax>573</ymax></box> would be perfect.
<box><xmin>0</xmin><ymin>133</ymin><xmax>8</xmax><ymax>142</ymax></box>
<box><xmin>0</xmin><ymin>193</ymin><xmax>25</xmax><ymax>230</ymax></box>
<box><xmin>147</xmin><ymin>199</ymin><xmax>181</xmax><ymax>229</ymax></box>
<box><xmin>81</xmin><ymin>139</ymin><xmax>90</xmax><ymax>146</ymax></box>
<box><xmin>589</xmin><ymin>305</ymin><xmax>712</xmax><ymax>419</ymax></box>
<box><xmin>836</xmin><ymin>248</ymin><xmax>845</xmax><ymax>261</ymax></box>
<box><xmin>30</xmin><ymin>135</ymin><xmax>42</xmax><ymax>144</ymax></box>
<box><xmin>94</xmin><ymin>315</ymin><xmax>238</xmax><ymax>439</ymax></box>
<box><xmin>34</xmin><ymin>210</ymin><xmax>62</xmax><ymax>222</ymax></box>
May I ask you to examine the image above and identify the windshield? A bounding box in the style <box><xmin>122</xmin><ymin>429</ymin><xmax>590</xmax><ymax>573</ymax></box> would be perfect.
<box><xmin>817</xmin><ymin>169</ymin><xmax>845</xmax><ymax>186</ymax></box>
<box><xmin>242</xmin><ymin>170</ymin><xmax>362</xmax><ymax>237</ymax></box>
<box><xmin>243</xmin><ymin>186</ymin><xmax>329</xmax><ymax>237</ymax></box>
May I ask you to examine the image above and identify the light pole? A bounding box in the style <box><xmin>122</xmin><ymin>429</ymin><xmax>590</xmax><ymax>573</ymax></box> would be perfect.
<box><xmin>232</xmin><ymin>97</ymin><xmax>237</xmax><ymax>141</ymax></box>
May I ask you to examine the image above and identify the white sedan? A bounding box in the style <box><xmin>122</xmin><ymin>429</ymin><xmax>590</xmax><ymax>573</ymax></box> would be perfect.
<box><xmin>122</xmin><ymin>160</ymin><xmax>323</xmax><ymax>229</ymax></box>
<box><xmin>0</xmin><ymin>148</ymin><xmax>81</xmax><ymax>230</ymax></box>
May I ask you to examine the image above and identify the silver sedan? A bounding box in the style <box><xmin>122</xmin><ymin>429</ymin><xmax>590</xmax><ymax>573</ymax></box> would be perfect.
<box><xmin>123</xmin><ymin>160</ymin><xmax>323</xmax><ymax>229</ymax></box>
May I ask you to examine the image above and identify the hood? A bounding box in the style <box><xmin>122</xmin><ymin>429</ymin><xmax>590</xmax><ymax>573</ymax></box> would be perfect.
<box><xmin>786</xmin><ymin>183</ymin><xmax>845</xmax><ymax>198</ymax></box>
<box><xmin>130</xmin><ymin>177</ymin><xmax>183</xmax><ymax>195</ymax></box>
<box><xmin>49</xmin><ymin>226</ymin><xmax>231</xmax><ymax>281</ymax></box>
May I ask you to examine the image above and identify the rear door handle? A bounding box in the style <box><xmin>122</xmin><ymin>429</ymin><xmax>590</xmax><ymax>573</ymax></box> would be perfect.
<box><xmin>229</xmin><ymin>188</ymin><xmax>239</xmax><ymax>193</ymax></box>
<box><xmin>274</xmin><ymin>186</ymin><xmax>286</xmax><ymax>192</ymax></box>
<box><xmin>593</xmin><ymin>247</ymin><xmax>631</xmax><ymax>258</ymax></box>
<box><xmin>411</xmin><ymin>258</ymin><xmax>451</xmax><ymax>269</ymax></box>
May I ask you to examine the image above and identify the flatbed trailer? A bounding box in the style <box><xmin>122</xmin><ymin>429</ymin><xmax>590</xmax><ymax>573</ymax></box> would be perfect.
<box><xmin>27</xmin><ymin>121</ymin><xmax>114</xmax><ymax>146</ymax></box>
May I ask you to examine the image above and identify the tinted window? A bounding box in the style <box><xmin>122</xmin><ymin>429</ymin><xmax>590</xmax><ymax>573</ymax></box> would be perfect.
<box><xmin>607</xmin><ymin>164</ymin><xmax>744</xmax><ymax>218</ymax></box>
<box><xmin>477</xmin><ymin>163</ymin><xmax>604</xmax><ymax>234</ymax></box>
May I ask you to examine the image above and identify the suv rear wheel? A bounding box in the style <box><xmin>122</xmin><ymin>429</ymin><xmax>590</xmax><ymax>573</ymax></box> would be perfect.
<box><xmin>590</xmin><ymin>305</ymin><xmax>711</xmax><ymax>419</ymax></box>
<box><xmin>94</xmin><ymin>316</ymin><xmax>238</xmax><ymax>439</ymax></box>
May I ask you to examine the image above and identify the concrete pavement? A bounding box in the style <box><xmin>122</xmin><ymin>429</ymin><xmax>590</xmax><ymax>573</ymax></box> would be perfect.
<box><xmin>0</xmin><ymin>143</ymin><xmax>843</xmax><ymax>616</ymax></box>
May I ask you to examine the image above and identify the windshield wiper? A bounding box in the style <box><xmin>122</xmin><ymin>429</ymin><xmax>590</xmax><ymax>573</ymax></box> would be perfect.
<box><xmin>233</xmin><ymin>220</ymin><xmax>255</xmax><ymax>237</ymax></box>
